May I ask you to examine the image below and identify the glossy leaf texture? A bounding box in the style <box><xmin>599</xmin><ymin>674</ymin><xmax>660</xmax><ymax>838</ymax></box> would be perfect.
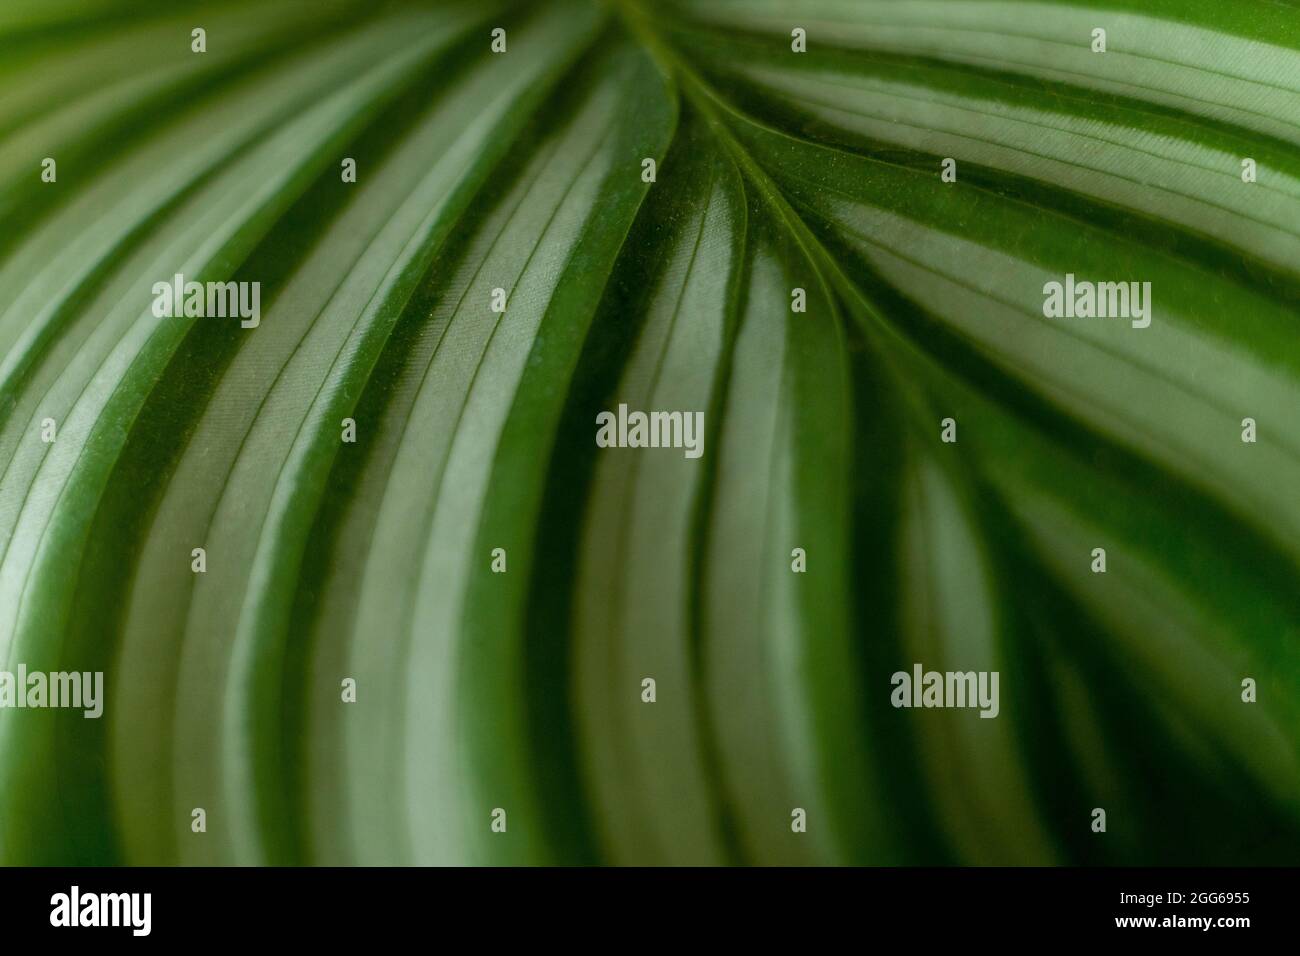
<box><xmin>0</xmin><ymin>0</ymin><xmax>1296</xmax><ymax>865</ymax></box>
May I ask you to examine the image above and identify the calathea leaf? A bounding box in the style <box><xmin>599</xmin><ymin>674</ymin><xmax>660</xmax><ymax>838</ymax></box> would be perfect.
<box><xmin>0</xmin><ymin>0</ymin><xmax>1295</xmax><ymax>866</ymax></box>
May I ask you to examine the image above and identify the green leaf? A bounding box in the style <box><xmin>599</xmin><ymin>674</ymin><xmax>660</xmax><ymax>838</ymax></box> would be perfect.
<box><xmin>0</xmin><ymin>0</ymin><xmax>1296</xmax><ymax>866</ymax></box>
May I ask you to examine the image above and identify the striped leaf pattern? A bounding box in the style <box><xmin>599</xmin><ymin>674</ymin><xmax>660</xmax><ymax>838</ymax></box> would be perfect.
<box><xmin>0</xmin><ymin>0</ymin><xmax>1296</xmax><ymax>865</ymax></box>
